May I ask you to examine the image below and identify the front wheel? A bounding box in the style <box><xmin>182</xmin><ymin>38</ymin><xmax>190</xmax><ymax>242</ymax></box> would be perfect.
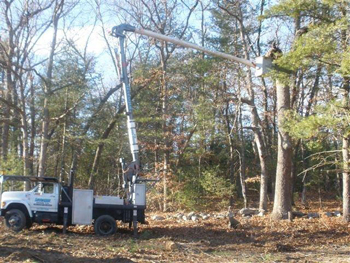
<box><xmin>5</xmin><ymin>209</ymin><xmax>26</xmax><ymax>232</ymax></box>
<box><xmin>94</xmin><ymin>215</ymin><xmax>117</xmax><ymax>236</ymax></box>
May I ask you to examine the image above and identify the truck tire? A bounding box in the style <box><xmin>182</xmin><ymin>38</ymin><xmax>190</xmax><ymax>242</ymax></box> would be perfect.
<box><xmin>94</xmin><ymin>215</ymin><xmax>117</xmax><ymax>236</ymax></box>
<box><xmin>5</xmin><ymin>209</ymin><xmax>26</xmax><ymax>232</ymax></box>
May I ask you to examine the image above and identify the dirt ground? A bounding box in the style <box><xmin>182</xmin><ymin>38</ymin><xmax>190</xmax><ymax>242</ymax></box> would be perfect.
<box><xmin>0</xmin><ymin>205</ymin><xmax>350</xmax><ymax>263</ymax></box>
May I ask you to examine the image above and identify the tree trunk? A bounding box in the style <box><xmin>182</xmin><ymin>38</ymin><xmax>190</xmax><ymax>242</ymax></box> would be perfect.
<box><xmin>258</xmin><ymin>142</ymin><xmax>268</xmax><ymax>212</ymax></box>
<box><xmin>248</xmin><ymin>101</ymin><xmax>269</xmax><ymax>212</ymax></box>
<box><xmin>271</xmin><ymin>79</ymin><xmax>293</xmax><ymax>220</ymax></box>
<box><xmin>301</xmin><ymin>177</ymin><xmax>307</xmax><ymax>205</ymax></box>
<box><xmin>223</xmin><ymin>101</ymin><xmax>236</xmax><ymax>206</ymax></box>
<box><xmin>1</xmin><ymin>15</ymin><xmax>17</xmax><ymax>162</ymax></box>
<box><xmin>11</xmin><ymin>80</ymin><xmax>20</xmax><ymax>156</ymax></box>
<box><xmin>38</xmin><ymin>0</ymin><xmax>63</xmax><ymax>177</ymax></box>
<box><xmin>38</xmin><ymin>98</ymin><xmax>49</xmax><ymax>177</ymax></box>
<box><xmin>19</xmin><ymin>78</ymin><xmax>30</xmax><ymax>190</ymax></box>
<box><xmin>341</xmin><ymin>77</ymin><xmax>349</xmax><ymax>222</ymax></box>
<box><xmin>163</xmin><ymin>150</ymin><xmax>169</xmax><ymax>212</ymax></box>
<box><xmin>88</xmin><ymin>118</ymin><xmax>117</xmax><ymax>189</ymax></box>
<box><xmin>59</xmin><ymin>88</ymin><xmax>69</xmax><ymax>182</ymax></box>
<box><xmin>2</xmin><ymin>69</ymin><xmax>13</xmax><ymax>161</ymax></box>
<box><xmin>301</xmin><ymin>142</ymin><xmax>308</xmax><ymax>205</ymax></box>
<box><xmin>340</xmin><ymin>5</ymin><xmax>349</xmax><ymax>223</ymax></box>
<box><xmin>290</xmin><ymin>142</ymin><xmax>300</xmax><ymax>205</ymax></box>
<box><xmin>160</xmin><ymin>49</ymin><xmax>170</xmax><ymax>212</ymax></box>
<box><xmin>29</xmin><ymin>77</ymin><xmax>36</xmax><ymax>176</ymax></box>
<box><xmin>342</xmin><ymin>136</ymin><xmax>349</xmax><ymax>222</ymax></box>
<box><xmin>229</xmin><ymin>137</ymin><xmax>235</xmax><ymax>206</ymax></box>
<box><xmin>239</xmin><ymin>104</ymin><xmax>247</xmax><ymax>208</ymax></box>
<box><xmin>234</xmin><ymin>4</ymin><xmax>269</xmax><ymax>211</ymax></box>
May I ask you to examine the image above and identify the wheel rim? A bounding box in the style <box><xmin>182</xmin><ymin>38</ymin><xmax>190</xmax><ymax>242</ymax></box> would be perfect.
<box><xmin>8</xmin><ymin>214</ymin><xmax>21</xmax><ymax>227</ymax></box>
<box><xmin>99</xmin><ymin>221</ymin><xmax>113</xmax><ymax>234</ymax></box>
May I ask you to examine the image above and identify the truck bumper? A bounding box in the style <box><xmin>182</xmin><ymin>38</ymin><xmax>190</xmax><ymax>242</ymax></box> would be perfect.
<box><xmin>0</xmin><ymin>209</ymin><xmax>5</xmax><ymax>216</ymax></box>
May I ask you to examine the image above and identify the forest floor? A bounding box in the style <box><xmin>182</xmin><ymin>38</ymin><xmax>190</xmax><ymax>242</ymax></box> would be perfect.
<box><xmin>0</xmin><ymin>200</ymin><xmax>349</xmax><ymax>262</ymax></box>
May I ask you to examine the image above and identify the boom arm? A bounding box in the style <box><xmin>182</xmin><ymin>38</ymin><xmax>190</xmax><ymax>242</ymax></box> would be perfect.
<box><xmin>112</xmin><ymin>26</ymin><xmax>140</xmax><ymax>200</ymax></box>
<box><xmin>114</xmin><ymin>31</ymin><xmax>139</xmax><ymax>165</ymax></box>
<box><xmin>111</xmin><ymin>24</ymin><xmax>256</xmax><ymax>68</ymax></box>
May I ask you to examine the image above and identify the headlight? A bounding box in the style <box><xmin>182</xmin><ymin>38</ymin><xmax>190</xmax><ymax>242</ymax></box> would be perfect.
<box><xmin>1</xmin><ymin>201</ymin><xmax>5</xmax><ymax>208</ymax></box>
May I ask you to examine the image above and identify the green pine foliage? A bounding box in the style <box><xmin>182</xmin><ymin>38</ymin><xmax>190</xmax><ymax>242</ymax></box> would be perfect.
<box><xmin>283</xmin><ymin>102</ymin><xmax>347</xmax><ymax>140</ymax></box>
<box><xmin>265</xmin><ymin>0</ymin><xmax>350</xmax><ymax>198</ymax></box>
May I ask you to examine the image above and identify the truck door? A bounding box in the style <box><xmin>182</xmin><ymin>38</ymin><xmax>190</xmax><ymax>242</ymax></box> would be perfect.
<box><xmin>31</xmin><ymin>183</ymin><xmax>58</xmax><ymax>213</ymax></box>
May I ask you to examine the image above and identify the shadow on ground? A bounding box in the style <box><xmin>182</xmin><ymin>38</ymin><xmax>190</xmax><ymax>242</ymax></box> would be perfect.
<box><xmin>0</xmin><ymin>246</ymin><xmax>134</xmax><ymax>263</ymax></box>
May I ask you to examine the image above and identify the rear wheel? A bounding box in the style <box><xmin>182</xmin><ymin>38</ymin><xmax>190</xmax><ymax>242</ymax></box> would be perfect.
<box><xmin>5</xmin><ymin>209</ymin><xmax>26</xmax><ymax>232</ymax></box>
<box><xmin>94</xmin><ymin>215</ymin><xmax>116</xmax><ymax>236</ymax></box>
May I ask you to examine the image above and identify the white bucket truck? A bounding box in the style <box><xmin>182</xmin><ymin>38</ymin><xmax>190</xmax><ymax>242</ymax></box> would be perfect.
<box><xmin>0</xmin><ymin>175</ymin><xmax>146</xmax><ymax>235</ymax></box>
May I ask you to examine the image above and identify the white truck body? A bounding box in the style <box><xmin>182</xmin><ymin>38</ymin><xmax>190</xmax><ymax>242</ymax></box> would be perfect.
<box><xmin>0</xmin><ymin>175</ymin><xmax>146</xmax><ymax>235</ymax></box>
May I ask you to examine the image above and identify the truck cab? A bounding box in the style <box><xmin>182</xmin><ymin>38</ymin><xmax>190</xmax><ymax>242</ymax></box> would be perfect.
<box><xmin>0</xmin><ymin>175</ymin><xmax>64</xmax><ymax>231</ymax></box>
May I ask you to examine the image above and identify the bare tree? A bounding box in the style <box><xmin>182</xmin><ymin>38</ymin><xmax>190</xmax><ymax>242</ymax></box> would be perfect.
<box><xmin>218</xmin><ymin>0</ymin><xmax>270</xmax><ymax>212</ymax></box>
<box><xmin>0</xmin><ymin>0</ymin><xmax>55</xmax><ymax>184</ymax></box>
<box><xmin>37</xmin><ymin>0</ymin><xmax>64</xmax><ymax>177</ymax></box>
<box><xmin>340</xmin><ymin>3</ymin><xmax>350</xmax><ymax>222</ymax></box>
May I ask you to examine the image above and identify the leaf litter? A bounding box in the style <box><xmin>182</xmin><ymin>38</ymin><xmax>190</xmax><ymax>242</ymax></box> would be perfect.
<box><xmin>0</xmin><ymin>201</ymin><xmax>349</xmax><ymax>262</ymax></box>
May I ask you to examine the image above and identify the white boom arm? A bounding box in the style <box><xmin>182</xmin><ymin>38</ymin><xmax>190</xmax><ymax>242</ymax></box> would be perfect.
<box><xmin>134</xmin><ymin>28</ymin><xmax>256</xmax><ymax>68</ymax></box>
<box><xmin>112</xmin><ymin>24</ymin><xmax>256</xmax><ymax>68</ymax></box>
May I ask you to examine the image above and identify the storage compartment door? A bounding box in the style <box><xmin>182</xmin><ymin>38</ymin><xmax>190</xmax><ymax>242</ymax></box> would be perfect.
<box><xmin>72</xmin><ymin>189</ymin><xmax>93</xmax><ymax>225</ymax></box>
<box><xmin>132</xmin><ymin>184</ymin><xmax>146</xmax><ymax>206</ymax></box>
